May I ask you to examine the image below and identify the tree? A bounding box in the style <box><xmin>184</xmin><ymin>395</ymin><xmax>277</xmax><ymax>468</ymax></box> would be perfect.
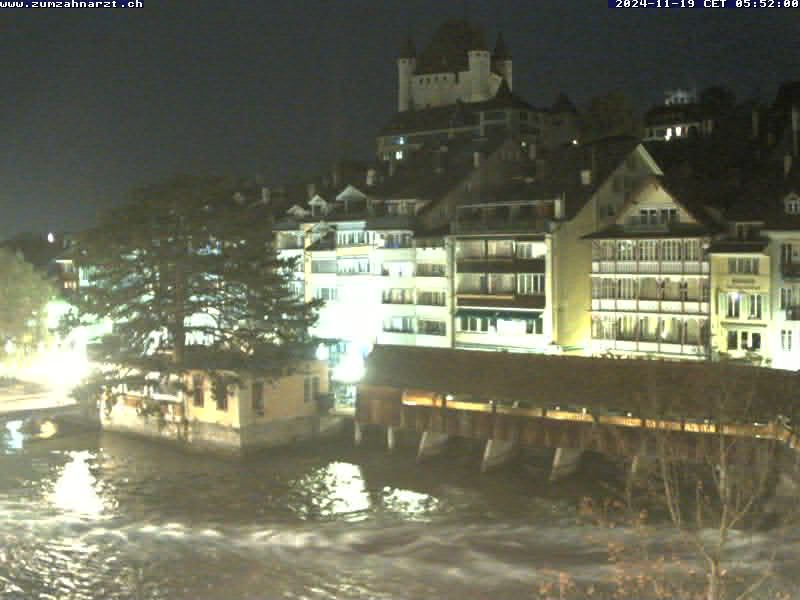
<box><xmin>580</xmin><ymin>91</ymin><xmax>643</xmax><ymax>143</ymax></box>
<box><xmin>0</xmin><ymin>248</ymin><xmax>53</xmax><ymax>353</ymax></box>
<box><xmin>620</xmin><ymin>364</ymin><xmax>799</xmax><ymax>600</ymax></box>
<box><xmin>70</xmin><ymin>175</ymin><xmax>320</xmax><ymax>395</ymax></box>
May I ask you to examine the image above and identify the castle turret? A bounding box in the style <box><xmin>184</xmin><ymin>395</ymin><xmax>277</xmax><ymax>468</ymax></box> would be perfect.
<box><xmin>397</xmin><ymin>36</ymin><xmax>416</xmax><ymax>112</ymax></box>
<box><xmin>492</xmin><ymin>32</ymin><xmax>512</xmax><ymax>91</ymax></box>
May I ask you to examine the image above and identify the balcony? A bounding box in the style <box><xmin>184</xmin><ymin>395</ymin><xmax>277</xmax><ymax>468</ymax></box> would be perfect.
<box><xmin>591</xmin><ymin>299</ymin><xmax>709</xmax><ymax>315</ymax></box>
<box><xmin>452</xmin><ymin>216</ymin><xmax>551</xmax><ymax>235</ymax></box>
<box><xmin>457</xmin><ymin>257</ymin><xmax>544</xmax><ymax>275</ymax></box>
<box><xmin>592</xmin><ymin>260</ymin><xmax>709</xmax><ymax>276</ymax></box>
<box><xmin>781</xmin><ymin>262</ymin><xmax>800</xmax><ymax>279</ymax></box>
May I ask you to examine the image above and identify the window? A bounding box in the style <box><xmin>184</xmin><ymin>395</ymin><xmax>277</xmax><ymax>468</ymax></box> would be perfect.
<box><xmin>728</xmin><ymin>257</ymin><xmax>759</xmax><ymax>275</ymax></box>
<box><xmin>726</xmin><ymin>293</ymin><xmax>741</xmax><ymax>319</ymax></box>
<box><xmin>212</xmin><ymin>377</ymin><xmax>228</xmax><ymax>411</ymax></box>
<box><xmin>304</xmin><ymin>376</ymin><xmax>320</xmax><ymax>403</ymax></box>
<box><xmin>417</xmin><ymin>263</ymin><xmax>446</xmax><ymax>277</ymax></box>
<box><xmin>384</xmin><ymin>232</ymin><xmax>413</xmax><ymax>249</ymax></box>
<box><xmin>780</xmin><ymin>287</ymin><xmax>800</xmax><ymax>309</ymax></box>
<box><xmin>383</xmin><ymin>316</ymin><xmax>414</xmax><ymax>333</ymax></box>
<box><xmin>382</xmin><ymin>262</ymin><xmax>414</xmax><ymax>277</ymax></box>
<box><xmin>617</xmin><ymin>241</ymin><xmax>634</xmax><ymax>261</ymax></box>
<box><xmin>617</xmin><ymin>279</ymin><xmax>637</xmax><ymax>300</ymax></box>
<box><xmin>727</xmin><ymin>330</ymin><xmax>738</xmax><ymax>350</ymax></box>
<box><xmin>786</xmin><ymin>196</ymin><xmax>800</xmax><ymax>214</ymax></box>
<box><xmin>782</xmin><ymin>244</ymin><xmax>795</xmax><ymax>265</ymax></box>
<box><xmin>382</xmin><ymin>288</ymin><xmax>414</xmax><ymax>304</ymax></box>
<box><xmin>192</xmin><ymin>375</ymin><xmax>204</xmax><ymax>407</ymax></box>
<box><xmin>487</xmin><ymin>240</ymin><xmax>513</xmax><ymax>258</ymax></box>
<box><xmin>314</xmin><ymin>287</ymin><xmax>337</xmax><ymax>301</ymax></box>
<box><xmin>525</xmin><ymin>318</ymin><xmax>543</xmax><ymax>335</ymax></box>
<box><xmin>748</xmin><ymin>294</ymin><xmax>763</xmax><ymax>320</ymax></box>
<box><xmin>518</xmin><ymin>273</ymin><xmax>545</xmax><ymax>295</ymax></box>
<box><xmin>516</xmin><ymin>242</ymin><xmax>542</xmax><ymax>259</ymax></box>
<box><xmin>251</xmin><ymin>381</ymin><xmax>264</xmax><ymax>416</ymax></box>
<box><xmin>662</xmin><ymin>240</ymin><xmax>682</xmax><ymax>261</ymax></box>
<box><xmin>684</xmin><ymin>240</ymin><xmax>700</xmax><ymax>261</ymax></box>
<box><xmin>639</xmin><ymin>241</ymin><xmax>658</xmax><ymax>261</ymax></box>
<box><xmin>782</xmin><ymin>330</ymin><xmax>793</xmax><ymax>352</ymax></box>
<box><xmin>311</xmin><ymin>260</ymin><xmax>337</xmax><ymax>274</ymax></box>
<box><xmin>679</xmin><ymin>281</ymin><xmax>689</xmax><ymax>301</ymax></box>
<box><xmin>417</xmin><ymin>291</ymin><xmax>446</xmax><ymax>306</ymax></box>
<box><xmin>459</xmin><ymin>316</ymin><xmax>489</xmax><ymax>333</ymax></box>
<box><xmin>418</xmin><ymin>320</ymin><xmax>446</xmax><ymax>336</ymax></box>
<box><xmin>338</xmin><ymin>257</ymin><xmax>370</xmax><ymax>275</ymax></box>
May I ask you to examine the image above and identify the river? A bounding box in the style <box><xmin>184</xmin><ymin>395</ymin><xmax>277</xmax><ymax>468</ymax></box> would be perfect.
<box><xmin>0</xmin><ymin>420</ymin><xmax>797</xmax><ymax>599</ymax></box>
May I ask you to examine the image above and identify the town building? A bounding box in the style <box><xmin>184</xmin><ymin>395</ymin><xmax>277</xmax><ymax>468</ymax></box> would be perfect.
<box><xmin>587</xmin><ymin>176</ymin><xmax>718</xmax><ymax>360</ymax></box>
<box><xmin>100</xmin><ymin>358</ymin><xmax>334</xmax><ymax>453</ymax></box>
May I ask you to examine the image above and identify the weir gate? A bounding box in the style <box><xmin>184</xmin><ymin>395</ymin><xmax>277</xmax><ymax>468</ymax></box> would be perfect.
<box><xmin>355</xmin><ymin>346</ymin><xmax>800</xmax><ymax>479</ymax></box>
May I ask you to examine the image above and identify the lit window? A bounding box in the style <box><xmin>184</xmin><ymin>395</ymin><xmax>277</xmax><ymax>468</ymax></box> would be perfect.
<box><xmin>782</xmin><ymin>330</ymin><xmax>793</xmax><ymax>352</ymax></box>
<box><xmin>395</xmin><ymin>150</ymin><xmax>404</xmax><ymax>160</ymax></box>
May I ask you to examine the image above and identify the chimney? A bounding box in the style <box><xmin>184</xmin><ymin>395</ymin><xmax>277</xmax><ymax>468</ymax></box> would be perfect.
<box><xmin>580</xmin><ymin>169</ymin><xmax>592</xmax><ymax>186</ymax></box>
<box><xmin>554</xmin><ymin>196</ymin><xmax>565</xmax><ymax>220</ymax></box>
<box><xmin>473</xmin><ymin>151</ymin><xmax>482</xmax><ymax>168</ymax></box>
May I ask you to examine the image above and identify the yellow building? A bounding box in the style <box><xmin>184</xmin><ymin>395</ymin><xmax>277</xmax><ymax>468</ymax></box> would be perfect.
<box><xmin>101</xmin><ymin>360</ymin><xmax>332</xmax><ymax>453</ymax></box>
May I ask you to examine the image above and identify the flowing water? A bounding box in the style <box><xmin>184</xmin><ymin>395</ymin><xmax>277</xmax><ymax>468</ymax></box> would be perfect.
<box><xmin>0</xmin><ymin>420</ymin><xmax>797</xmax><ymax>599</ymax></box>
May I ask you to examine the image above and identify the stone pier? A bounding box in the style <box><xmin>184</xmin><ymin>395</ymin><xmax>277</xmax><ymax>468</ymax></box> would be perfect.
<box><xmin>416</xmin><ymin>431</ymin><xmax>449</xmax><ymax>462</ymax></box>
<box><xmin>387</xmin><ymin>426</ymin><xmax>397</xmax><ymax>451</ymax></box>
<box><xmin>481</xmin><ymin>439</ymin><xmax>517</xmax><ymax>472</ymax></box>
<box><xmin>550</xmin><ymin>448</ymin><xmax>583</xmax><ymax>481</ymax></box>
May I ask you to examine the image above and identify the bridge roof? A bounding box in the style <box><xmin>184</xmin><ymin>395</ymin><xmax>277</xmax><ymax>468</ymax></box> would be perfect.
<box><xmin>361</xmin><ymin>346</ymin><xmax>799</xmax><ymax>422</ymax></box>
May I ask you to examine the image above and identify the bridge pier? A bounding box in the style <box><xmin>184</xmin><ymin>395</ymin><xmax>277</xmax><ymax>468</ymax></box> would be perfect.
<box><xmin>550</xmin><ymin>448</ymin><xmax>583</xmax><ymax>481</ymax></box>
<box><xmin>481</xmin><ymin>439</ymin><xmax>517</xmax><ymax>472</ymax></box>
<box><xmin>354</xmin><ymin>422</ymin><xmax>363</xmax><ymax>446</ymax></box>
<box><xmin>387</xmin><ymin>426</ymin><xmax>396</xmax><ymax>451</ymax></box>
<box><xmin>417</xmin><ymin>431</ymin><xmax>449</xmax><ymax>462</ymax></box>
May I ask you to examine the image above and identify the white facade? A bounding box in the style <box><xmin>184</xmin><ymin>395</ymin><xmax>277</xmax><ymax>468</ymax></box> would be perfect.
<box><xmin>590</xmin><ymin>182</ymin><xmax>712</xmax><ymax>360</ymax></box>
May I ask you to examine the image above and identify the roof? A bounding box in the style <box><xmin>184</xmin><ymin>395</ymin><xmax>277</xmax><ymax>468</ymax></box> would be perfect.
<box><xmin>370</xmin><ymin>135</ymin><xmax>508</xmax><ymax>201</ymax></box>
<box><xmin>361</xmin><ymin>345</ymin><xmax>799</xmax><ymax>421</ymax></box>
<box><xmin>492</xmin><ymin>32</ymin><xmax>510</xmax><ymax>60</ymax></box>
<box><xmin>551</xmin><ymin>93</ymin><xmax>578</xmax><ymax>114</ymax></box>
<box><xmin>517</xmin><ymin>136</ymin><xmax>642</xmax><ymax>220</ymax></box>
<box><xmin>415</xmin><ymin>19</ymin><xmax>488</xmax><ymax>75</ymax></box>
<box><xmin>708</xmin><ymin>240</ymin><xmax>769</xmax><ymax>254</ymax></box>
<box><xmin>400</xmin><ymin>35</ymin><xmax>416</xmax><ymax>59</ymax></box>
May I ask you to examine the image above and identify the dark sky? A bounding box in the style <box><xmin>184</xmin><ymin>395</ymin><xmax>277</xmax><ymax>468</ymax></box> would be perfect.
<box><xmin>1</xmin><ymin>0</ymin><xmax>798</xmax><ymax>239</ymax></box>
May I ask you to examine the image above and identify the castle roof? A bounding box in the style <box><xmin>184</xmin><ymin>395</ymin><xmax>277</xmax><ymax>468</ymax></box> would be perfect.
<box><xmin>492</xmin><ymin>32</ymin><xmax>510</xmax><ymax>60</ymax></box>
<box><xmin>415</xmin><ymin>19</ymin><xmax>488</xmax><ymax>75</ymax></box>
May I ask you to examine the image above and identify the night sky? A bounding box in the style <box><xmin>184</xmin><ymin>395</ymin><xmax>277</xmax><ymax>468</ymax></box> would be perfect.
<box><xmin>1</xmin><ymin>0</ymin><xmax>798</xmax><ymax>239</ymax></box>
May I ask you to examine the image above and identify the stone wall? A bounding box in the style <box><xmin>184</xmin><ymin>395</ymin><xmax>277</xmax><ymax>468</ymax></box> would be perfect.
<box><xmin>101</xmin><ymin>400</ymin><xmax>349</xmax><ymax>455</ymax></box>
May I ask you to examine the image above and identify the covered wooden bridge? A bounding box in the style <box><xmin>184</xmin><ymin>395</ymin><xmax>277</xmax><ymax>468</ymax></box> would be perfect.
<box><xmin>356</xmin><ymin>346</ymin><xmax>799</xmax><ymax>478</ymax></box>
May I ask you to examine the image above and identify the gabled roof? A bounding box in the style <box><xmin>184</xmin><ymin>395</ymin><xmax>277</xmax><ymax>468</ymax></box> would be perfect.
<box><xmin>416</xmin><ymin>19</ymin><xmax>488</xmax><ymax>75</ymax></box>
<box><xmin>527</xmin><ymin>137</ymin><xmax>644</xmax><ymax>220</ymax></box>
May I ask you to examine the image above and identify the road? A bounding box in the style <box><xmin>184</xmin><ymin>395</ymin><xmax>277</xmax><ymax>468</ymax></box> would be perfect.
<box><xmin>0</xmin><ymin>381</ymin><xmax>76</xmax><ymax>418</ymax></box>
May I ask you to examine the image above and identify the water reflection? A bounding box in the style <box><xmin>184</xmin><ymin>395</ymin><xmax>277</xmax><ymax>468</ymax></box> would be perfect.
<box><xmin>381</xmin><ymin>487</ymin><xmax>439</xmax><ymax>516</ymax></box>
<box><xmin>50</xmin><ymin>451</ymin><xmax>108</xmax><ymax>517</ymax></box>
<box><xmin>3</xmin><ymin>420</ymin><xmax>24</xmax><ymax>451</ymax></box>
<box><xmin>294</xmin><ymin>462</ymin><xmax>371</xmax><ymax>518</ymax></box>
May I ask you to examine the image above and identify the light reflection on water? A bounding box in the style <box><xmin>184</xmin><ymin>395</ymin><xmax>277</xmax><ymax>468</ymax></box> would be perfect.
<box><xmin>0</xmin><ymin>426</ymin><xmax>796</xmax><ymax>599</ymax></box>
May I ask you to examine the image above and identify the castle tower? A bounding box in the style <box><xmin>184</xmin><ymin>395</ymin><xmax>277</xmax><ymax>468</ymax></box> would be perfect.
<box><xmin>468</xmin><ymin>42</ymin><xmax>491</xmax><ymax>102</ymax></box>
<box><xmin>492</xmin><ymin>32</ymin><xmax>513</xmax><ymax>91</ymax></box>
<box><xmin>397</xmin><ymin>36</ymin><xmax>416</xmax><ymax>112</ymax></box>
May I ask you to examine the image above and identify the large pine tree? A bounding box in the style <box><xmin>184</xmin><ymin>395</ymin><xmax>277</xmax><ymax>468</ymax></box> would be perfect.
<box><xmin>72</xmin><ymin>175</ymin><xmax>319</xmax><ymax>394</ymax></box>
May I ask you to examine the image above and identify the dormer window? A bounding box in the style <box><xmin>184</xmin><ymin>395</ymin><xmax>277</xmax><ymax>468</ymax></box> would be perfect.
<box><xmin>786</xmin><ymin>195</ymin><xmax>800</xmax><ymax>215</ymax></box>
